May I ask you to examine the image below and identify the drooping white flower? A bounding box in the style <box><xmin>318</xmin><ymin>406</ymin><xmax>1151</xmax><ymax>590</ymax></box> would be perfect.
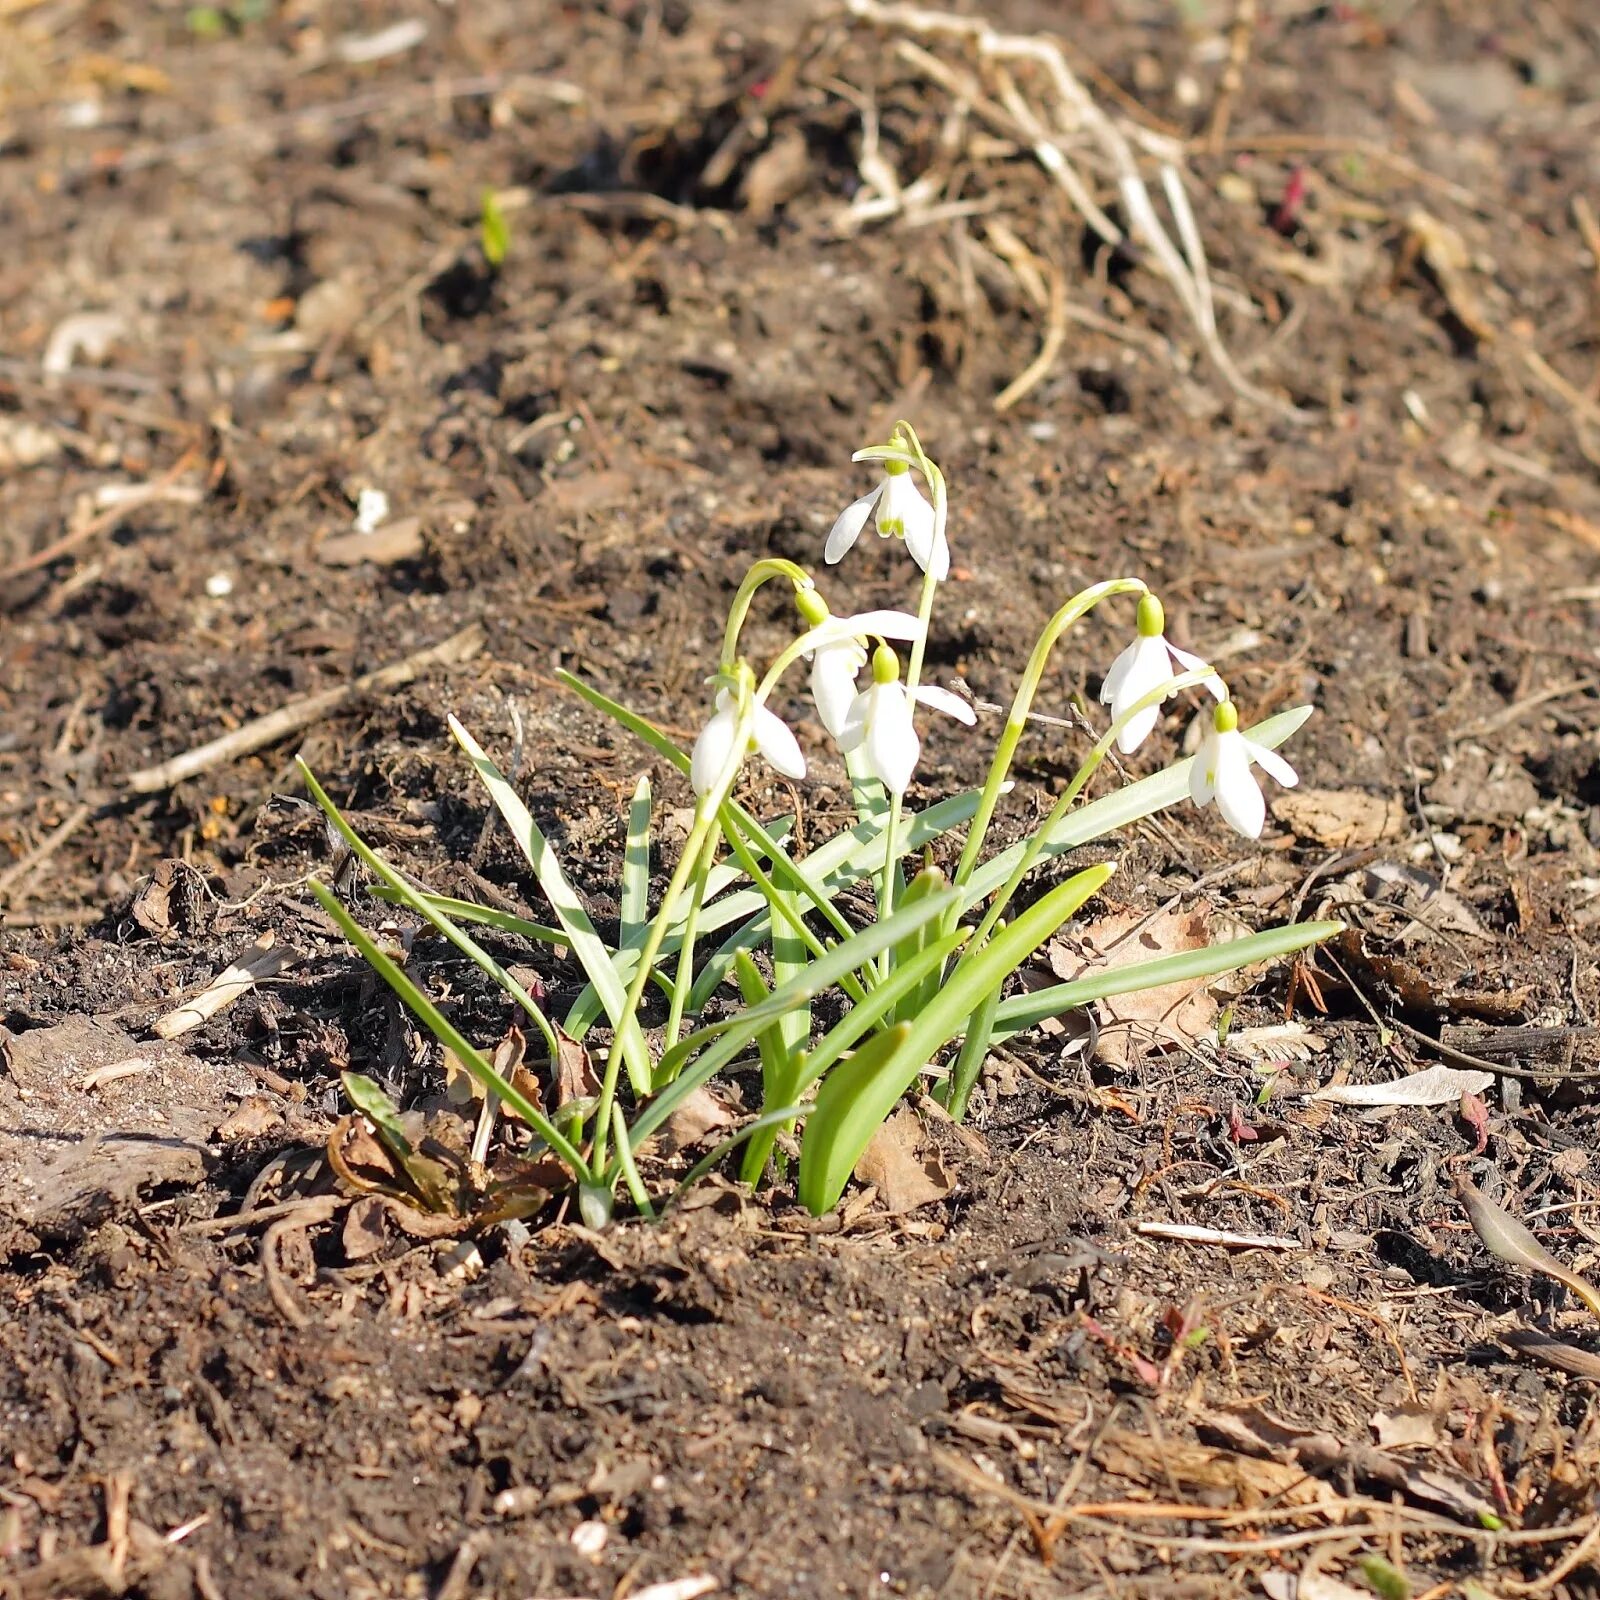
<box><xmin>793</xmin><ymin>587</ymin><xmax>927</xmax><ymax>742</ymax></box>
<box><xmin>835</xmin><ymin>643</ymin><xmax>975</xmax><ymax>797</ymax></box>
<box><xmin>1100</xmin><ymin>594</ymin><xmax>1225</xmax><ymax>755</ymax></box>
<box><xmin>690</xmin><ymin>685</ymin><xmax>806</xmax><ymax>799</ymax></box>
<box><xmin>824</xmin><ymin>460</ymin><xmax>949</xmax><ymax>580</ymax></box>
<box><xmin>1190</xmin><ymin>700</ymin><xmax>1298</xmax><ymax>839</ymax></box>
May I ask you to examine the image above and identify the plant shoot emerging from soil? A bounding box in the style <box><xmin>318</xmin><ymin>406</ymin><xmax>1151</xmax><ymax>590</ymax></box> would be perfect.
<box><xmin>302</xmin><ymin>422</ymin><xmax>1336</xmax><ymax>1226</ymax></box>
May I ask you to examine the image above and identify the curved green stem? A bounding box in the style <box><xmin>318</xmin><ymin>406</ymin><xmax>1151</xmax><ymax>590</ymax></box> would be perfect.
<box><xmin>720</xmin><ymin>559</ymin><xmax>813</xmax><ymax>669</ymax></box>
<box><xmin>968</xmin><ymin>665</ymin><xmax>1218</xmax><ymax>953</ymax></box>
<box><xmin>591</xmin><ymin>692</ymin><xmax>753</xmax><ymax>1174</ymax></box>
<box><xmin>665</xmin><ymin>830</ymin><xmax>718</xmax><ymax>1050</ymax></box>
<box><xmin>953</xmin><ymin>578</ymin><xmax>1149</xmax><ymax>894</ymax></box>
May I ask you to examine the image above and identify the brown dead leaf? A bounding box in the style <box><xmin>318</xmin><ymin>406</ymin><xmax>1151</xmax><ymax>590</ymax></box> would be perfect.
<box><xmin>341</xmin><ymin>1195</ymin><xmax>393</xmax><ymax>1261</ymax></box>
<box><xmin>1272</xmin><ymin>787</ymin><xmax>1405</xmax><ymax>848</ymax></box>
<box><xmin>1372</xmin><ymin>1406</ymin><xmax>1440</xmax><ymax>1450</ymax></box>
<box><xmin>214</xmin><ymin>1095</ymin><xmax>282</xmax><ymax>1142</ymax></box>
<box><xmin>1404</xmin><ymin>208</ymin><xmax>1497</xmax><ymax>344</ymax></box>
<box><xmin>1050</xmin><ymin>906</ymin><xmax>1242</xmax><ymax>1066</ymax></box>
<box><xmin>741</xmin><ymin>126</ymin><xmax>811</xmax><ymax>220</ymax></box>
<box><xmin>854</xmin><ymin>1106</ymin><xmax>952</xmax><ymax>1214</ymax></box>
<box><xmin>553</xmin><ymin>1028</ymin><xmax>599</xmax><ymax>1107</ymax></box>
<box><xmin>661</xmin><ymin>1085</ymin><xmax>736</xmax><ymax>1152</ymax></box>
<box><xmin>1096</xmin><ymin>1429</ymin><xmax>1333</xmax><ymax>1508</ymax></box>
<box><xmin>317</xmin><ymin>516</ymin><xmax>424</xmax><ymax>567</ymax></box>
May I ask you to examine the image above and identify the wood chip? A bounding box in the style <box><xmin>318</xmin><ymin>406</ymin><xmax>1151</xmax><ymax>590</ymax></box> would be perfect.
<box><xmin>152</xmin><ymin>931</ymin><xmax>298</xmax><ymax>1039</ymax></box>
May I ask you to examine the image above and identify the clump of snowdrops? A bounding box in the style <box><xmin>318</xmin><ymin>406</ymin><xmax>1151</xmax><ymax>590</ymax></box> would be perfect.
<box><xmin>302</xmin><ymin>424</ymin><xmax>1336</xmax><ymax>1226</ymax></box>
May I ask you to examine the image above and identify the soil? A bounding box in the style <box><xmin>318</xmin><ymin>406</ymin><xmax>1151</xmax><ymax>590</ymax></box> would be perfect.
<box><xmin>5</xmin><ymin>1</ymin><xmax>1600</xmax><ymax>1596</ymax></box>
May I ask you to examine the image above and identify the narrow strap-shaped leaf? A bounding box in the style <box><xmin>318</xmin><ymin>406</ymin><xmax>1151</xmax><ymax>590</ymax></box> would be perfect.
<box><xmin>450</xmin><ymin>717</ymin><xmax>652</xmax><ymax>1097</ymax></box>
<box><xmin>797</xmin><ymin>929</ymin><xmax>969</xmax><ymax>1095</ymax></box>
<box><xmin>888</xmin><ymin>864</ymin><xmax>947</xmax><ymax>1023</ymax></box>
<box><xmin>371</xmin><ymin>887</ymin><xmax>566</xmax><ymax>948</ymax></box>
<box><xmin>798</xmin><ymin>863</ymin><xmax>1115</xmax><ymax>1216</ymax></box>
<box><xmin>309</xmin><ymin>881</ymin><xmax>588</xmax><ymax>1176</ymax></box>
<box><xmin>988</xmin><ymin>918</ymin><xmax>1341</xmax><ymax>1040</ymax></box>
<box><xmin>299</xmin><ymin>760</ymin><xmax>562</xmax><ymax>1065</ymax></box>
<box><xmin>621</xmin><ymin>775</ymin><xmax>652</xmax><ymax>951</ymax></box>
<box><xmin>566</xmin><ymin>815</ymin><xmax>801</xmax><ymax>1037</ymax></box>
<box><xmin>732</xmin><ymin>952</ymin><xmax>802</xmax><ymax>1177</ymax></box>
<box><xmin>618</xmin><ymin>887</ymin><xmax>960</xmax><ymax>1160</ymax></box>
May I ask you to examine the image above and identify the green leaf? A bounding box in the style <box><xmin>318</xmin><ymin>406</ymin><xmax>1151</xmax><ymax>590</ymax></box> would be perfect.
<box><xmin>618</xmin><ymin>886</ymin><xmax>960</xmax><ymax>1161</ymax></box>
<box><xmin>298</xmin><ymin>759</ymin><xmax>562</xmax><ymax>1064</ymax></box>
<box><xmin>566</xmin><ymin>815</ymin><xmax>797</xmax><ymax>1039</ymax></box>
<box><xmin>370</xmin><ymin>888</ymin><xmax>565</xmax><ymax>949</ymax></box>
<box><xmin>341</xmin><ymin>1071</ymin><xmax>412</xmax><ymax>1157</ymax></box>
<box><xmin>309</xmin><ymin>881</ymin><xmax>588</xmax><ymax>1177</ymax></box>
<box><xmin>988</xmin><ymin>919</ymin><xmax>1342</xmax><ymax>1040</ymax></box>
<box><xmin>733</xmin><ymin>952</ymin><xmax>803</xmax><ymax>1185</ymax></box>
<box><xmin>621</xmin><ymin>775</ymin><xmax>652</xmax><ymax>951</ymax></box>
<box><xmin>796</xmin><ymin>929</ymin><xmax>969</xmax><ymax>1095</ymax></box>
<box><xmin>797</xmin><ymin>863</ymin><xmax>1114</xmax><ymax>1216</ymax></box>
<box><xmin>480</xmin><ymin>188</ymin><xmax>510</xmax><ymax>268</ymax></box>
<box><xmin>888</xmin><ymin>863</ymin><xmax>947</xmax><ymax>1023</ymax></box>
<box><xmin>1357</xmin><ymin>1556</ymin><xmax>1409</xmax><ymax>1600</ymax></box>
<box><xmin>450</xmin><ymin>717</ymin><xmax>652</xmax><ymax>1097</ymax></box>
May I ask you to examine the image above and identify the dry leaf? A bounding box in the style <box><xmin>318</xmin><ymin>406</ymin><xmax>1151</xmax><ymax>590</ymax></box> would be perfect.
<box><xmin>1050</xmin><ymin>906</ymin><xmax>1242</xmax><ymax>1066</ymax></box>
<box><xmin>854</xmin><ymin>1106</ymin><xmax>952</xmax><ymax>1214</ymax></box>
<box><xmin>1313</xmin><ymin>1064</ymin><xmax>1493</xmax><ymax>1106</ymax></box>
<box><xmin>1272</xmin><ymin>787</ymin><xmax>1405</xmax><ymax>848</ymax></box>
<box><xmin>342</xmin><ymin>1195</ymin><xmax>393</xmax><ymax>1261</ymax></box>
<box><xmin>661</xmin><ymin>1086</ymin><xmax>736</xmax><ymax>1151</ymax></box>
<box><xmin>1372</xmin><ymin>1406</ymin><xmax>1440</xmax><ymax>1450</ymax></box>
<box><xmin>554</xmin><ymin>1028</ymin><xmax>599</xmax><ymax>1107</ymax></box>
<box><xmin>214</xmin><ymin>1095</ymin><xmax>282</xmax><ymax>1141</ymax></box>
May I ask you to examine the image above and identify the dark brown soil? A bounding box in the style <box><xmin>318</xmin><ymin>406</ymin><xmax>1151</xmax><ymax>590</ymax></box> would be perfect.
<box><xmin>6</xmin><ymin>2</ymin><xmax>1600</xmax><ymax>1596</ymax></box>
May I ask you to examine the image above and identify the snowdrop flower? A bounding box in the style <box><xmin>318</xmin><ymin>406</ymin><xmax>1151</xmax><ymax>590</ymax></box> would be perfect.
<box><xmin>1190</xmin><ymin>700</ymin><xmax>1298</xmax><ymax>839</ymax></box>
<box><xmin>824</xmin><ymin>460</ymin><xmax>949</xmax><ymax>580</ymax></box>
<box><xmin>836</xmin><ymin>643</ymin><xmax>975</xmax><ymax>797</ymax></box>
<box><xmin>793</xmin><ymin>587</ymin><xmax>926</xmax><ymax>742</ymax></box>
<box><xmin>1100</xmin><ymin>594</ymin><xmax>1224</xmax><ymax>755</ymax></box>
<box><xmin>689</xmin><ymin>676</ymin><xmax>806</xmax><ymax>799</ymax></box>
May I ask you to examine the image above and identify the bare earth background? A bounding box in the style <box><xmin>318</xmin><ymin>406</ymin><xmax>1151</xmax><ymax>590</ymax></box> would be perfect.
<box><xmin>5</xmin><ymin>1</ymin><xmax>1600</xmax><ymax>1596</ymax></box>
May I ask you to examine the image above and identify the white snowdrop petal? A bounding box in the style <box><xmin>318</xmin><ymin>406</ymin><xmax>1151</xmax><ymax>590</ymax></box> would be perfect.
<box><xmin>754</xmin><ymin>704</ymin><xmax>807</xmax><ymax>780</ymax></box>
<box><xmin>824</xmin><ymin>490</ymin><xmax>879</xmax><ymax>564</ymax></box>
<box><xmin>1212</xmin><ymin>733</ymin><xmax>1265</xmax><ymax>838</ymax></box>
<box><xmin>1100</xmin><ymin>638</ymin><xmax>1140</xmax><ymax>706</ymax></box>
<box><xmin>811</xmin><ymin>644</ymin><xmax>865</xmax><ymax>740</ymax></box>
<box><xmin>1246</xmin><ymin>739</ymin><xmax>1299</xmax><ymax>790</ymax></box>
<box><xmin>1115</xmin><ymin>702</ymin><xmax>1161</xmax><ymax>756</ymax></box>
<box><xmin>1111</xmin><ymin>636</ymin><xmax>1175</xmax><ymax>753</ymax></box>
<box><xmin>1189</xmin><ymin>732</ymin><xmax>1218</xmax><ymax>806</ymax></box>
<box><xmin>1167</xmin><ymin>643</ymin><xmax>1227</xmax><ymax>700</ymax></box>
<box><xmin>836</xmin><ymin>689</ymin><xmax>871</xmax><ymax>754</ymax></box>
<box><xmin>844</xmin><ymin>608</ymin><xmax>926</xmax><ymax>642</ymax></box>
<box><xmin>690</xmin><ymin>702</ymin><xmax>742</xmax><ymax>797</ymax></box>
<box><xmin>911</xmin><ymin>685</ymin><xmax>977</xmax><ymax>725</ymax></box>
<box><xmin>874</xmin><ymin>473</ymin><xmax>926</xmax><ymax>539</ymax></box>
<box><xmin>865</xmin><ymin>685</ymin><xmax>920</xmax><ymax>796</ymax></box>
<box><xmin>895</xmin><ymin>491</ymin><xmax>941</xmax><ymax>576</ymax></box>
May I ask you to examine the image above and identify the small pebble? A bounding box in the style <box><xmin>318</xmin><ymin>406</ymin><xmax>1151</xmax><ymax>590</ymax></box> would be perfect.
<box><xmin>205</xmin><ymin>572</ymin><xmax>234</xmax><ymax>598</ymax></box>
<box><xmin>570</xmin><ymin>1519</ymin><xmax>608</xmax><ymax>1558</ymax></box>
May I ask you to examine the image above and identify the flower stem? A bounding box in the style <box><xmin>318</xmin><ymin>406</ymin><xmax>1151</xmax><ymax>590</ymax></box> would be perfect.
<box><xmin>664</xmin><ymin>830</ymin><xmax>717</xmax><ymax>1051</ymax></box>
<box><xmin>591</xmin><ymin>697</ymin><xmax>752</xmax><ymax>1177</ymax></box>
<box><xmin>967</xmin><ymin>665</ymin><xmax>1217</xmax><ymax>953</ymax></box>
<box><xmin>953</xmin><ymin>578</ymin><xmax>1148</xmax><ymax>898</ymax></box>
<box><xmin>720</xmin><ymin>559</ymin><xmax>812</xmax><ymax>670</ymax></box>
